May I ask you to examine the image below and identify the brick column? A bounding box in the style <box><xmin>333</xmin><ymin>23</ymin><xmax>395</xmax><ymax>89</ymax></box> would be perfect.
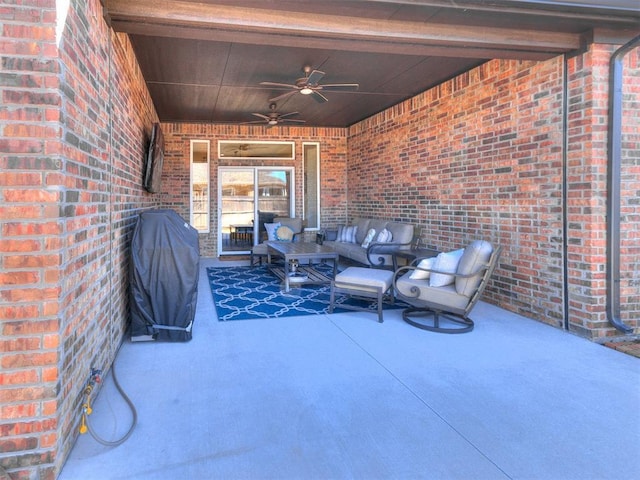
<box><xmin>1</xmin><ymin>1</ymin><xmax>160</xmax><ymax>478</ymax></box>
<box><xmin>0</xmin><ymin>1</ymin><xmax>63</xmax><ymax>478</ymax></box>
<box><xmin>566</xmin><ymin>42</ymin><xmax>640</xmax><ymax>338</ymax></box>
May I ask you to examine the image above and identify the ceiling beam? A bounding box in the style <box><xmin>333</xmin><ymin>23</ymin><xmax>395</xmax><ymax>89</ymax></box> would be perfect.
<box><xmin>115</xmin><ymin>22</ymin><xmax>559</xmax><ymax>61</ymax></box>
<box><xmin>368</xmin><ymin>0</ymin><xmax>640</xmax><ymax>20</ymax></box>
<box><xmin>102</xmin><ymin>0</ymin><xmax>582</xmax><ymax>59</ymax></box>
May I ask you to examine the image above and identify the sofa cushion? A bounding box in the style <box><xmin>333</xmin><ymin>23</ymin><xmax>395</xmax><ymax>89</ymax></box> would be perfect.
<box><xmin>395</xmin><ymin>278</ymin><xmax>470</xmax><ymax>311</ymax></box>
<box><xmin>274</xmin><ymin>217</ymin><xmax>303</xmax><ymax>234</ymax></box>
<box><xmin>353</xmin><ymin>218</ymin><xmax>371</xmax><ymax>244</ymax></box>
<box><xmin>430</xmin><ymin>248</ymin><xmax>464</xmax><ymax>287</ymax></box>
<box><xmin>386</xmin><ymin>222</ymin><xmax>414</xmax><ymax>245</ymax></box>
<box><xmin>337</xmin><ymin>242</ymin><xmax>369</xmax><ymax>264</ymax></box>
<box><xmin>368</xmin><ymin>220</ymin><xmax>388</xmax><ymax>238</ymax></box>
<box><xmin>456</xmin><ymin>240</ymin><xmax>494</xmax><ymax>297</ymax></box>
<box><xmin>334</xmin><ymin>266</ymin><xmax>394</xmax><ymax>294</ymax></box>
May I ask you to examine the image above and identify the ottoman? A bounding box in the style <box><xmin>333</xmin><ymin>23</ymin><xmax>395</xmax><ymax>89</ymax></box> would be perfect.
<box><xmin>329</xmin><ymin>267</ymin><xmax>394</xmax><ymax>323</ymax></box>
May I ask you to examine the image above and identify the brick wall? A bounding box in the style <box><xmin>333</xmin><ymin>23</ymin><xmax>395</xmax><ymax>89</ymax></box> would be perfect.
<box><xmin>348</xmin><ymin>51</ymin><xmax>639</xmax><ymax>338</ymax></box>
<box><xmin>1</xmin><ymin>3</ymin><xmax>637</xmax><ymax>476</ymax></box>
<box><xmin>160</xmin><ymin>124</ymin><xmax>348</xmax><ymax>257</ymax></box>
<box><xmin>1</xmin><ymin>2</ymin><xmax>63</xmax><ymax>477</ymax></box>
<box><xmin>1</xmin><ymin>1</ymin><xmax>159</xmax><ymax>478</ymax></box>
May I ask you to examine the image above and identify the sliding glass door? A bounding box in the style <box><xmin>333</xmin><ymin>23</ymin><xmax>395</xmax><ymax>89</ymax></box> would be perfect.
<box><xmin>218</xmin><ymin>167</ymin><xmax>294</xmax><ymax>255</ymax></box>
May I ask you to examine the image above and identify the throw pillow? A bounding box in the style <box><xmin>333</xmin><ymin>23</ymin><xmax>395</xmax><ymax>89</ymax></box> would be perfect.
<box><xmin>376</xmin><ymin>228</ymin><xmax>393</xmax><ymax>243</ymax></box>
<box><xmin>338</xmin><ymin>225</ymin><xmax>358</xmax><ymax>243</ymax></box>
<box><xmin>409</xmin><ymin>257</ymin><xmax>435</xmax><ymax>280</ymax></box>
<box><xmin>275</xmin><ymin>225</ymin><xmax>294</xmax><ymax>242</ymax></box>
<box><xmin>429</xmin><ymin>248</ymin><xmax>465</xmax><ymax>287</ymax></box>
<box><xmin>265</xmin><ymin>222</ymin><xmax>281</xmax><ymax>241</ymax></box>
<box><xmin>361</xmin><ymin>228</ymin><xmax>376</xmax><ymax>248</ymax></box>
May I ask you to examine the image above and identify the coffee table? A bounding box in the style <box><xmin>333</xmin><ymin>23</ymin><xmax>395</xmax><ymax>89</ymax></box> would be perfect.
<box><xmin>266</xmin><ymin>242</ymin><xmax>338</xmax><ymax>292</ymax></box>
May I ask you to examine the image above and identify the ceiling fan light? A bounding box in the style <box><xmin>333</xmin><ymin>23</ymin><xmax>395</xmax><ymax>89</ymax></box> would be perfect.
<box><xmin>268</xmin><ymin>119</ymin><xmax>278</xmax><ymax>125</ymax></box>
<box><xmin>300</xmin><ymin>87</ymin><xmax>313</xmax><ymax>95</ymax></box>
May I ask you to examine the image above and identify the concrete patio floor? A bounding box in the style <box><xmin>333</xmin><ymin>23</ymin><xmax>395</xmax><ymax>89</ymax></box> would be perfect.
<box><xmin>60</xmin><ymin>258</ymin><xmax>640</xmax><ymax>480</ymax></box>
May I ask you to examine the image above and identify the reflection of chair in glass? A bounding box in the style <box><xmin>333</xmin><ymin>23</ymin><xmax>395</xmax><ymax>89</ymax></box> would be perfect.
<box><xmin>250</xmin><ymin>217</ymin><xmax>303</xmax><ymax>266</ymax></box>
<box><xmin>257</xmin><ymin>211</ymin><xmax>277</xmax><ymax>242</ymax></box>
<box><xmin>393</xmin><ymin>240</ymin><xmax>502</xmax><ymax>333</ymax></box>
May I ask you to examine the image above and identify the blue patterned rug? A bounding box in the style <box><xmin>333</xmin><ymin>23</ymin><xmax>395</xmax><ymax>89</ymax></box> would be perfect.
<box><xmin>207</xmin><ymin>264</ymin><xmax>404</xmax><ymax>321</ymax></box>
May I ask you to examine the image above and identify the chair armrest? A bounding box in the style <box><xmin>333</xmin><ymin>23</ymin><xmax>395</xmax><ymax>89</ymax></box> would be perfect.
<box><xmin>367</xmin><ymin>241</ymin><xmax>412</xmax><ymax>268</ymax></box>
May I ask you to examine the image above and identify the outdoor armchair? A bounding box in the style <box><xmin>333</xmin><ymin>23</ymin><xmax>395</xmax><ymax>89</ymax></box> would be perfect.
<box><xmin>393</xmin><ymin>240</ymin><xmax>502</xmax><ymax>333</ymax></box>
<box><xmin>250</xmin><ymin>217</ymin><xmax>303</xmax><ymax>266</ymax></box>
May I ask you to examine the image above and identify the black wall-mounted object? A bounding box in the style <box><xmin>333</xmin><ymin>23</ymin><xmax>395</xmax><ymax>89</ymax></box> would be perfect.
<box><xmin>143</xmin><ymin>123</ymin><xmax>164</xmax><ymax>194</ymax></box>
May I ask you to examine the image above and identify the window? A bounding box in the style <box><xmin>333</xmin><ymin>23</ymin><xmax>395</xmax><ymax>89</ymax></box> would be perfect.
<box><xmin>303</xmin><ymin>142</ymin><xmax>320</xmax><ymax>230</ymax></box>
<box><xmin>218</xmin><ymin>140</ymin><xmax>295</xmax><ymax>160</ymax></box>
<box><xmin>190</xmin><ymin>140</ymin><xmax>210</xmax><ymax>232</ymax></box>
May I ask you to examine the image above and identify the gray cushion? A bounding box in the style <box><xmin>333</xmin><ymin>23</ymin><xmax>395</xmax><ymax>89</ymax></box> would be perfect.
<box><xmin>353</xmin><ymin>218</ymin><xmax>371</xmax><ymax>244</ymax></box>
<box><xmin>385</xmin><ymin>222</ymin><xmax>414</xmax><ymax>245</ymax></box>
<box><xmin>456</xmin><ymin>240</ymin><xmax>494</xmax><ymax>297</ymax></box>
<box><xmin>368</xmin><ymin>220</ymin><xmax>387</xmax><ymax>238</ymax></box>
<box><xmin>274</xmin><ymin>217</ymin><xmax>302</xmax><ymax>234</ymax></box>
<box><xmin>335</xmin><ymin>266</ymin><xmax>393</xmax><ymax>292</ymax></box>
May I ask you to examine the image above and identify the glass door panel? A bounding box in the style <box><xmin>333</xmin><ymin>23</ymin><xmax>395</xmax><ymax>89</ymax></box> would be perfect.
<box><xmin>219</xmin><ymin>169</ymin><xmax>255</xmax><ymax>254</ymax></box>
<box><xmin>256</xmin><ymin>169</ymin><xmax>292</xmax><ymax>245</ymax></box>
<box><xmin>218</xmin><ymin>167</ymin><xmax>294</xmax><ymax>255</ymax></box>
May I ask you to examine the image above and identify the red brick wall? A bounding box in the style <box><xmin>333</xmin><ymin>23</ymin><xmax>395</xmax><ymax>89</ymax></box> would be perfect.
<box><xmin>0</xmin><ymin>1</ymin><xmax>159</xmax><ymax>478</ymax></box>
<box><xmin>348</xmin><ymin>51</ymin><xmax>639</xmax><ymax>338</ymax></box>
<box><xmin>1</xmin><ymin>2</ymin><xmax>63</xmax><ymax>477</ymax></box>
<box><xmin>160</xmin><ymin>124</ymin><xmax>348</xmax><ymax>257</ymax></box>
<box><xmin>1</xmin><ymin>3</ymin><xmax>637</xmax><ymax>476</ymax></box>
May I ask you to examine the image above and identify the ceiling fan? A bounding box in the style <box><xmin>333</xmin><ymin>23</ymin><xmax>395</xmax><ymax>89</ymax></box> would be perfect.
<box><xmin>260</xmin><ymin>66</ymin><xmax>359</xmax><ymax>103</ymax></box>
<box><xmin>242</xmin><ymin>103</ymin><xmax>306</xmax><ymax>127</ymax></box>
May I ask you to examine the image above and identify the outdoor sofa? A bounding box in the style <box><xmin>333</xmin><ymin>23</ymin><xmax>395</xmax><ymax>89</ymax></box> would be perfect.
<box><xmin>322</xmin><ymin>218</ymin><xmax>414</xmax><ymax>269</ymax></box>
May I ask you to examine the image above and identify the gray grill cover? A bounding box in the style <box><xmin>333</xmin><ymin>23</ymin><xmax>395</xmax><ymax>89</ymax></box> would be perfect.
<box><xmin>130</xmin><ymin>209</ymin><xmax>200</xmax><ymax>341</ymax></box>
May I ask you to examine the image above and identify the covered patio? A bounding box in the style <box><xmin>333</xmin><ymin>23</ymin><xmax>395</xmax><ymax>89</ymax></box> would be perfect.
<box><xmin>60</xmin><ymin>259</ymin><xmax>640</xmax><ymax>480</ymax></box>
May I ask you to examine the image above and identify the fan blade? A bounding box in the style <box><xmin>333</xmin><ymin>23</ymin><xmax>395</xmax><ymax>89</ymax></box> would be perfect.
<box><xmin>312</xmin><ymin>90</ymin><xmax>328</xmax><ymax>103</ymax></box>
<box><xmin>268</xmin><ymin>90</ymin><xmax>297</xmax><ymax>103</ymax></box>
<box><xmin>306</xmin><ymin>69</ymin><xmax>325</xmax><ymax>86</ymax></box>
<box><xmin>240</xmin><ymin>120</ymin><xmax>268</xmax><ymax>125</ymax></box>
<box><xmin>278</xmin><ymin>111</ymin><xmax>300</xmax><ymax>119</ymax></box>
<box><xmin>251</xmin><ymin>113</ymin><xmax>270</xmax><ymax>120</ymax></box>
<box><xmin>320</xmin><ymin>83</ymin><xmax>359</xmax><ymax>91</ymax></box>
<box><xmin>259</xmin><ymin>81</ymin><xmax>297</xmax><ymax>89</ymax></box>
<box><xmin>281</xmin><ymin>119</ymin><xmax>306</xmax><ymax>124</ymax></box>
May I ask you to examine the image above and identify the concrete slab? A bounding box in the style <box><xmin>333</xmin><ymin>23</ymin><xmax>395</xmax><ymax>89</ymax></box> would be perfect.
<box><xmin>59</xmin><ymin>258</ymin><xmax>640</xmax><ymax>480</ymax></box>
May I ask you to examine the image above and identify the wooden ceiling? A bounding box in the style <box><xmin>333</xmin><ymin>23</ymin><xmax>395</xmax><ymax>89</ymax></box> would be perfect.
<box><xmin>102</xmin><ymin>0</ymin><xmax>639</xmax><ymax>127</ymax></box>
